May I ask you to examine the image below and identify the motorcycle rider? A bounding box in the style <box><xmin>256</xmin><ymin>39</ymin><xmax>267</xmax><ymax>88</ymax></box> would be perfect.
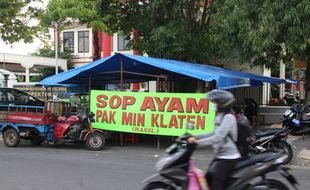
<box><xmin>188</xmin><ymin>89</ymin><xmax>240</xmax><ymax>190</ymax></box>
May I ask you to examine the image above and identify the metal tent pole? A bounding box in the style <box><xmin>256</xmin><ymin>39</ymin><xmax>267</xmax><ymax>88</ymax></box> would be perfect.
<box><xmin>120</xmin><ymin>55</ymin><xmax>124</xmax><ymax>147</ymax></box>
<box><xmin>120</xmin><ymin>56</ymin><xmax>124</xmax><ymax>91</ymax></box>
<box><xmin>50</xmin><ymin>86</ymin><xmax>53</xmax><ymax>100</ymax></box>
<box><xmin>88</xmin><ymin>75</ymin><xmax>92</xmax><ymax>113</ymax></box>
<box><xmin>157</xmin><ymin>77</ymin><xmax>160</xmax><ymax>150</ymax></box>
<box><xmin>45</xmin><ymin>86</ymin><xmax>49</xmax><ymax>101</ymax></box>
<box><xmin>89</xmin><ymin>75</ymin><xmax>92</xmax><ymax>92</ymax></box>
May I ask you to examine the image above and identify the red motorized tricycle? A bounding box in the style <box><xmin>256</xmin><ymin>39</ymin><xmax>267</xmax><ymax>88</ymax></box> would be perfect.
<box><xmin>45</xmin><ymin>100</ymin><xmax>105</xmax><ymax>151</ymax></box>
<box><xmin>52</xmin><ymin>110</ymin><xmax>105</xmax><ymax>151</ymax></box>
<box><xmin>0</xmin><ymin>90</ymin><xmax>105</xmax><ymax>150</ymax></box>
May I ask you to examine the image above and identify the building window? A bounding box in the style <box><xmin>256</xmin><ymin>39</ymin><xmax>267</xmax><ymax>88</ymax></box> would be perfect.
<box><xmin>63</xmin><ymin>32</ymin><xmax>74</xmax><ymax>53</ymax></box>
<box><xmin>117</xmin><ymin>33</ymin><xmax>130</xmax><ymax>51</ymax></box>
<box><xmin>78</xmin><ymin>31</ymin><xmax>89</xmax><ymax>53</ymax></box>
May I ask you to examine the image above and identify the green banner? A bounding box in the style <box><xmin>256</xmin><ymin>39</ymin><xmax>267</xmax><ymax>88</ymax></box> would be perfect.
<box><xmin>91</xmin><ymin>90</ymin><xmax>215</xmax><ymax>136</ymax></box>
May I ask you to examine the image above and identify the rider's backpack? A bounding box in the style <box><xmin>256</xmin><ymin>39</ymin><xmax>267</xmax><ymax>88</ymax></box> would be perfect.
<box><xmin>223</xmin><ymin>114</ymin><xmax>252</xmax><ymax>157</ymax></box>
<box><xmin>234</xmin><ymin>121</ymin><xmax>252</xmax><ymax>157</ymax></box>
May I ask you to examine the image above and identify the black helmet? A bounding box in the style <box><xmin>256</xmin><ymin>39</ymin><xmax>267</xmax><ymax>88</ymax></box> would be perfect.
<box><xmin>207</xmin><ymin>89</ymin><xmax>236</xmax><ymax>112</ymax></box>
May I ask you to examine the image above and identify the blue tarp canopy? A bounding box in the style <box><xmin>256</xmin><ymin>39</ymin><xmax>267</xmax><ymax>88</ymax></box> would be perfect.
<box><xmin>38</xmin><ymin>53</ymin><xmax>296</xmax><ymax>89</ymax></box>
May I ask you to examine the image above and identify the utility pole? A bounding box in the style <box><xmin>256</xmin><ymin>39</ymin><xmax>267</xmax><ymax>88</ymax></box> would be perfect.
<box><xmin>2</xmin><ymin>53</ymin><xmax>8</xmax><ymax>87</ymax></box>
<box><xmin>55</xmin><ymin>25</ymin><xmax>59</xmax><ymax>75</ymax></box>
<box><xmin>3</xmin><ymin>53</ymin><xmax>5</xmax><ymax>71</ymax></box>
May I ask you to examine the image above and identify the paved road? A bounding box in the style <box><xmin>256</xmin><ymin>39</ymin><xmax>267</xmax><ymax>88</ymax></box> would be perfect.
<box><xmin>0</xmin><ymin>139</ymin><xmax>308</xmax><ymax>190</ymax></box>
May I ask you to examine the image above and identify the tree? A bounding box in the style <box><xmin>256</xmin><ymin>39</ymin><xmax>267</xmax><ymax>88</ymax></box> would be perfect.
<box><xmin>209</xmin><ymin>0</ymin><xmax>310</xmax><ymax>104</ymax></box>
<box><xmin>31</xmin><ymin>47</ymin><xmax>73</xmax><ymax>81</ymax></box>
<box><xmin>100</xmin><ymin>0</ymin><xmax>214</xmax><ymax>62</ymax></box>
<box><xmin>0</xmin><ymin>0</ymin><xmax>41</xmax><ymax>43</ymax></box>
<box><xmin>40</xmin><ymin>0</ymin><xmax>104</xmax><ymax>60</ymax></box>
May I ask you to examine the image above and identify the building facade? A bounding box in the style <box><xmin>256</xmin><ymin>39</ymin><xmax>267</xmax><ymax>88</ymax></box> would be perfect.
<box><xmin>59</xmin><ymin>24</ymin><xmax>134</xmax><ymax>67</ymax></box>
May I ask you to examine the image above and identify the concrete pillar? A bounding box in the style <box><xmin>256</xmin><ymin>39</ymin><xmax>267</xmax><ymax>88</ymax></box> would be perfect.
<box><xmin>279</xmin><ymin>60</ymin><xmax>286</xmax><ymax>98</ymax></box>
<box><xmin>21</xmin><ymin>63</ymin><xmax>34</xmax><ymax>83</ymax></box>
<box><xmin>149</xmin><ymin>81</ymin><xmax>157</xmax><ymax>92</ymax></box>
<box><xmin>7</xmin><ymin>73</ymin><xmax>17</xmax><ymax>88</ymax></box>
<box><xmin>300</xmin><ymin>81</ymin><xmax>305</xmax><ymax>99</ymax></box>
<box><xmin>25</xmin><ymin>66</ymin><xmax>30</xmax><ymax>82</ymax></box>
<box><xmin>262</xmin><ymin>66</ymin><xmax>271</xmax><ymax>105</ymax></box>
<box><xmin>103</xmin><ymin>33</ymin><xmax>112</xmax><ymax>57</ymax></box>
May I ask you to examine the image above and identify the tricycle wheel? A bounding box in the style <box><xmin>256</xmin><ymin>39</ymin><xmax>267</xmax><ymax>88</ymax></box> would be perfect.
<box><xmin>3</xmin><ymin>128</ymin><xmax>20</xmax><ymax>147</ymax></box>
<box><xmin>85</xmin><ymin>132</ymin><xmax>105</xmax><ymax>151</ymax></box>
<box><xmin>30</xmin><ymin>138</ymin><xmax>44</xmax><ymax>146</ymax></box>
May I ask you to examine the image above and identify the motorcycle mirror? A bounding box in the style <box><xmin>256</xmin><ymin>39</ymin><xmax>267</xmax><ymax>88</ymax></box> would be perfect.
<box><xmin>89</xmin><ymin>112</ymin><xmax>95</xmax><ymax>117</ymax></box>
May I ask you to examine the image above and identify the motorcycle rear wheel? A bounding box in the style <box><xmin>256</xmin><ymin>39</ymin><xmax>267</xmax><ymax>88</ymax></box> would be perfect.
<box><xmin>251</xmin><ymin>179</ymin><xmax>289</xmax><ymax>190</ymax></box>
<box><xmin>143</xmin><ymin>182</ymin><xmax>176</xmax><ymax>190</ymax></box>
<box><xmin>30</xmin><ymin>138</ymin><xmax>44</xmax><ymax>146</ymax></box>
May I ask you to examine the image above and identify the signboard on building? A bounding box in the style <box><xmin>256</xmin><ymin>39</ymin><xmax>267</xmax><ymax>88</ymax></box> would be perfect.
<box><xmin>91</xmin><ymin>90</ymin><xmax>215</xmax><ymax>136</ymax></box>
<box><xmin>294</xmin><ymin>60</ymin><xmax>307</xmax><ymax>69</ymax></box>
<box><xmin>14</xmin><ymin>85</ymin><xmax>68</xmax><ymax>100</ymax></box>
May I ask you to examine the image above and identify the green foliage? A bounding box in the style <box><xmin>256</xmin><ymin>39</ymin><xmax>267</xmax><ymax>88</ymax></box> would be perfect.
<box><xmin>40</xmin><ymin>0</ymin><xmax>105</xmax><ymax>61</ymax></box>
<box><xmin>31</xmin><ymin>47</ymin><xmax>74</xmax><ymax>81</ymax></box>
<box><xmin>100</xmin><ymin>0</ymin><xmax>213</xmax><ymax>62</ymax></box>
<box><xmin>40</xmin><ymin>0</ymin><xmax>102</xmax><ymax>31</ymax></box>
<box><xmin>0</xmin><ymin>0</ymin><xmax>41</xmax><ymax>43</ymax></box>
<box><xmin>99</xmin><ymin>0</ymin><xmax>310</xmax><ymax>101</ymax></box>
<box><xmin>210</xmin><ymin>0</ymin><xmax>310</xmax><ymax>103</ymax></box>
<box><xmin>210</xmin><ymin>0</ymin><xmax>310</xmax><ymax>67</ymax></box>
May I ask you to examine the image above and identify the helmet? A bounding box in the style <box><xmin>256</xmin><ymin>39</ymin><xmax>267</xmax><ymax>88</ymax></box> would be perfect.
<box><xmin>207</xmin><ymin>89</ymin><xmax>236</xmax><ymax>112</ymax></box>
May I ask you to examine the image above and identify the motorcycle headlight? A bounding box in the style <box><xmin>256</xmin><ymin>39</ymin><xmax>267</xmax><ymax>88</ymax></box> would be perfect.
<box><xmin>288</xmin><ymin>112</ymin><xmax>294</xmax><ymax>119</ymax></box>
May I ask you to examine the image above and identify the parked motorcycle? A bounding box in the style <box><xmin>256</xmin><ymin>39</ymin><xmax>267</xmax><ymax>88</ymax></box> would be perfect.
<box><xmin>249</xmin><ymin>127</ymin><xmax>293</xmax><ymax>164</ymax></box>
<box><xmin>142</xmin><ymin>135</ymin><xmax>299</xmax><ymax>190</ymax></box>
<box><xmin>282</xmin><ymin>104</ymin><xmax>310</xmax><ymax>136</ymax></box>
<box><xmin>234</xmin><ymin>110</ymin><xmax>293</xmax><ymax>164</ymax></box>
<box><xmin>52</xmin><ymin>111</ymin><xmax>105</xmax><ymax>151</ymax></box>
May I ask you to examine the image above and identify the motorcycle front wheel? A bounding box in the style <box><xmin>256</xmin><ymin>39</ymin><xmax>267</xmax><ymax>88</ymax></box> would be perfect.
<box><xmin>272</xmin><ymin>140</ymin><xmax>293</xmax><ymax>164</ymax></box>
<box><xmin>250</xmin><ymin>179</ymin><xmax>289</xmax><ymax>190</ymax></box>
<box><xmin>85</xmin><ymin>132</ymin><xmax>105</xmax><ymax>151</ymax></box>
<box><xmin>143</xmin><ymin>182</ymin><xmax>176</xmax><ymax>190</ymax></box>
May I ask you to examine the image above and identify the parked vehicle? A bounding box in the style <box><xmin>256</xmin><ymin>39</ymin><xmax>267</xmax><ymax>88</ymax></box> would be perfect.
<box><xmin>0</xmin><ymin>88</ymin><xmax>53</xmax><ymax>147</ymax></box>
<box><xmin>249</xmin><ymin>127</ymin><xmax>293</xmax><ymax>164</ymax></box>
<box><xmin>142</xmin><ymin>134</ymin><xmax>299</xmax><ymax>190</ymax></box>
<box><xmin>282</xmin><ymin>104</ymin><xmax>310</xmax><ymax>136</ymax></box>
<box><xmin>233</xmin><ymin>107</ymin><xmax>293</xmax><ymax>164</ymax></box>
<box><xmin>0</xmin><ymin>88</ymin><xmax>105</xmax><ymax>151</ymax></box>
<box><xmin>53</xmin><ymin>111</ymin><xmax>105</xmax><ymax>151</ymax></box>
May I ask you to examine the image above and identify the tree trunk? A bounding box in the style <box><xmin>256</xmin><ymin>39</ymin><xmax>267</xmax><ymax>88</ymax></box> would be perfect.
<box><xmin>305</xmin><ymin>61</ymin><xmax>310</xmax><ymax>105</ymax></box>
<box><xmin>93</xmin><ymin>31</ymin><xmax>100</xmax><ymax>61</ymax></box>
